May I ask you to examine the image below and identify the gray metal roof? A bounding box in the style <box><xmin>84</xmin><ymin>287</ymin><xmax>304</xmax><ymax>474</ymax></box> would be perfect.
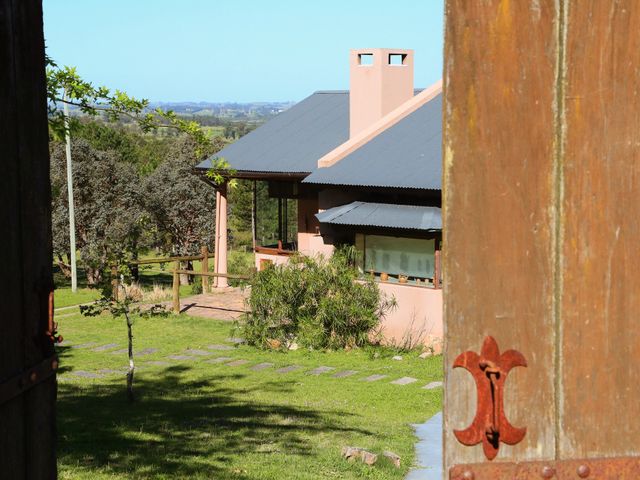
<box><xmin>196</xmin><ymin>91</ymin><xmax>349</xmax><ymax>174</ymax></box>
<box><xmin>303</xmin><ymin>93</ymin><xmax>442</xmax><ymax>189</ymax></box>
<box><xmin>316</xmin><ymin>201</ymin><xmax>441</xmax><ymax>231</ymax></box>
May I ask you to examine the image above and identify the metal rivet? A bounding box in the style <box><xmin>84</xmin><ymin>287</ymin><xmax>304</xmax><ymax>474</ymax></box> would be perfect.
<box><xmin>577</xmin><ymin>465</ymin><xmax>591</xmax><ymax>478</ymax></box>
<box><xmin>461</xmin><ymin>471</ymin><xmax>475</xmax><ymax>480</ymax></box>
<box><xmin>541</xmin><ymin>465</ymin><xmax>556</xmax><ymax>478</ymax></box>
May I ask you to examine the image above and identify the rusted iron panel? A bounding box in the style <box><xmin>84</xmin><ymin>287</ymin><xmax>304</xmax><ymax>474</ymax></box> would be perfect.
<box><xmin>443</xmin><ymin>0</ymin><xmax>559</xmax><ymax>468</ymax></box>
<box><xmin>559</xmin><ymin>1</ymin><xmax>640</xmax><ymax>458</ymax></box>
<box><xmin>450</xmin><ymin>457</ymin><xmax>640</xmax><ymax>479</ymax></box>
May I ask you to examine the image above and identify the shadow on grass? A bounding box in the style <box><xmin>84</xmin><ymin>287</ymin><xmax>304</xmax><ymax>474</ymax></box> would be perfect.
<box><xmin>57</xmin><ymin>365</ymin><xmax>369</xmax><ymax>478</ymax></box>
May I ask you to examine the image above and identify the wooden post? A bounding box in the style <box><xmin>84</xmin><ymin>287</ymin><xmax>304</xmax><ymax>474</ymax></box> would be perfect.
<box><xmin>201</xmin><ymin>245</ymin><xmax>209</xmax><ymax>293</ymax></box>
<box><xmin>111</xmin><ymin>264</ymin><xmax>119</xmax><ymax>301</ymax></box>
<box><xmin>172</xmin><ymin>262</ymin><xmax>180</xmax><ymax>314</ymax></box>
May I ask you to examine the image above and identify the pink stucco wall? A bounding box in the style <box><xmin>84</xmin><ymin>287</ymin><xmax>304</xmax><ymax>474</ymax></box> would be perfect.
<box><xmin>376</xmin><ymin>282</ymin><xmax>443</xmax><ymax>348</ymax></box>
<box><xmin>254</xmin><ymin>251</ymin><xmax>291</xmax><ymax>271</ymax></box>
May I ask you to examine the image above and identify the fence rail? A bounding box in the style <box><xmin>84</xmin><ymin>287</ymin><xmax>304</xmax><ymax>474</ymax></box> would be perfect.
<box><xmin>110</xmin><ymin>246</ymin><xmax>251</xmax><ymax>314</ymax></box>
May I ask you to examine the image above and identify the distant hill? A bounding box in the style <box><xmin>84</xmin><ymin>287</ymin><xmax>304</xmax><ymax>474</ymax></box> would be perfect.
<box><xmin>147</xmin><ymin>101</ymin><xmax>296</xmax><ymax>121</ymax></box>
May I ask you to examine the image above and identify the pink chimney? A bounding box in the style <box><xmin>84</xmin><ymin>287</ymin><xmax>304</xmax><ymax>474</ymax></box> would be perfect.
<box><xmin>349</xmin><ymin>48</ymin><xmax>414</xmax><ymax>137</ymax></box>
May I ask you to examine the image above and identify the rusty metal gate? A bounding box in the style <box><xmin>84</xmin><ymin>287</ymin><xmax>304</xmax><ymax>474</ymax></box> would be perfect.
<box><xmin>443</xmin><ymin>1</ymin><xmax>640</xmax><ymax>478</ymax></box>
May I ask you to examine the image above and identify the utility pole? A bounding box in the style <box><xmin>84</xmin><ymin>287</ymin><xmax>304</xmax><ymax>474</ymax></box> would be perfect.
<box><xmin>63</xmin><ymin>88</ymin><xmax>78</xmax><ymax>292</ymax></box>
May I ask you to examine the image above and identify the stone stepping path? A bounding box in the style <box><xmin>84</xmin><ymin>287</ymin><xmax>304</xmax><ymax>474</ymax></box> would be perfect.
<box><xmin>391</xmin><ymin>376</ymin><xmax>418</xmax><ymax>385</ymax></box>
<box><xmin>225</xmin><ymin>359</ymin><xmax>249</xmax><ymax>367</ymax></box>
<box><xmin>251</xmin><ymin>362</ymin><xmax>274</xmax><ymax>371</ymax></box>
<box><xmin>276</xmin><ymin>365</ymin><xmax>301</xmax><ymax>374</ymax></box>
<box><xmin>333</xmin><ymin>370</ymin><xmax>359</xmax><ymax>378</ymax></box>
<box><xmin>422</xmin><ymin>381</ymin><xmax>443</xmax><ymax>390</ymax></box>
<box><xmin>92</xmin><ymin>343</ymin><xmax>119</xmax><ymax>352</ymax></box>
<box><xmin>207</xmin><ymin>344</ymin><xmax>234</xmax><ymax>351</ymax></box>
<box><xmin>72</xmin><ymin>370</ymin><xmax>103</xmax><ymax>379</ymax></box>
<box><xmin>307</xmin><ymin>366</ymin><xmax>334</xmax><ymax>375</ymax></box>
<box><xmin>70</xmin><ymin>342</ymin><xmax>97</xmax><ymax>349</ymax></box>
<box><xmin>111</xmin><ymin>347</ymin><xmax>158</xmax><ymax>356</ymax></box>
<box><xmin>185</xmin><ymin>349</ymin><xmax>213</xmax><ymax>356</ymax></box>
<box><xmin>167</xmin><ymin>355</ymin><xmax>196</xmax><ymax>361</ymax></box>
<box><xmin>97</xmin><ymin>368</ymin><xmax>126</xmax><ymax>375</ymax></box>
<box><xmin>362</xmin><ymin>374</ymin><xmax>388</xmax><ymax>382</ymax></box>
<box><xmin>226</xmin><ymin>337</ymin><xmax>244</xmax><ymax>344</ymax></box>
<box><xmin>205</xmin><ymin>356</ymin><xmax>233</xmax><ymax>364</ymax></box>
<box><xmin>144</xmin><ymin>360</ymin><xmax>170</xmax><ymax>366</ymax></box>
<box><xmin>138</xmin><ymin>348</ymin><xmax>158</xmax><ymax>356</ymax></box>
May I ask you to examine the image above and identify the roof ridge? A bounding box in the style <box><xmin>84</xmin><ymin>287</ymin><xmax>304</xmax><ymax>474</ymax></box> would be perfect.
<box><xmin>316</xmin><ymin>80</ymin><xmax>442</xmax><ymax>169</ymax></box>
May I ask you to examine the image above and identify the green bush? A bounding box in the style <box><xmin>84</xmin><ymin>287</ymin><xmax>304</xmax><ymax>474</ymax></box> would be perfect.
<box><xmin>242</xmin><ymin>247</ymin><xmax>396</xmax><ymax>350</ymax></box>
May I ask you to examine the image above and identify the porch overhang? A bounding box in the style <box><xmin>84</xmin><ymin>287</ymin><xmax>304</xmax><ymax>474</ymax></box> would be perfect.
<box><xmin>315</xmin><ymin>201</ymin><xmax>442</xmax><ymax>231</ymax></box>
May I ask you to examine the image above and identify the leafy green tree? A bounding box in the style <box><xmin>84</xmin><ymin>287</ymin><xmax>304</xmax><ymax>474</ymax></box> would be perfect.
<box><xmin>143</xmin><ymin>137</ymin><xmax>221</xmax><ymax>283</ymax></box>
<box><xmin>50</xmin><ymin>140</ymin><xmax>147</xmax><ymax>285</ymax></box>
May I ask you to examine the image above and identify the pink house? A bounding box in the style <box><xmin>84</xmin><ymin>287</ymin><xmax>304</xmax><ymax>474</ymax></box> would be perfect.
<box><xmin>197</xmin><ymin>49</ymin><xmax>443</xmax><ymax>347</ymax></box>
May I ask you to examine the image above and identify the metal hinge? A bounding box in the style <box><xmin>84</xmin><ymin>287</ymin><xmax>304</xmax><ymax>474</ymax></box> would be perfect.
<box><xmin>453</xmin><ymin>336</ymin><xmax>528</xmax><ymax>460</ymax></box>
<box><xmin>0</xmin><ymin>354</ymin><xmax>58</xmax><ymax>406</ymax></box>
<box><xmin>451</xmin><ymin>456</ymin><xmax>640</xmax><ymax>479</ymax></box>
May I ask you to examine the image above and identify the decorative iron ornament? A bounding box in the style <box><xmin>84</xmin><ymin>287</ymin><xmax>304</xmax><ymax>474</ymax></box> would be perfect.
<box><xmin>453</xmin><ymin>336</ymin><xmax>527</xmax><ymax>460</ymax></box>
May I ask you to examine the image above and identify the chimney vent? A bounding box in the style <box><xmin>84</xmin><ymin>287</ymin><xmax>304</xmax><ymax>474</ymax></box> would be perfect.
<box><xmin>349</xmin><ymin>48</ymin><xmax>414</xmax><ymax>137</ymax></box>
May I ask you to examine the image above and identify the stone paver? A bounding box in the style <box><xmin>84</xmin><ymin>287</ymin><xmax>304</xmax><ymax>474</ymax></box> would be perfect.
<box><xmin>110</xmin><ymin>348</ymin><xmax>129</xmax><ymax>355</ymax></box>
<box><xmin>307</xmin><ymin>366</ymin><xmax>335</xmax><ymax>375</ymax></box>
<box><xmin>333</xmin><ymin>370</ymin><xmax>359</xmax><ymax>378</ymax></box>
<box><xmin>226</xmin><ymin>337</ymin><xmax>244</xmax><ymax>344</ymax></box>
<box><xmin>137</xmin><ymin>348</ymin><xmax>159</xmax><ymax>356</ymax></box>
<box><xmin>144</xmin><ymin>361</ymin><xmax>170</xmax><ymax>366</ymax></box>
<box><xmin>276</xmin><ymin>365</ymin><xmax>301</xmax><ymax>374</ymax></box>
<box><xmin>92</xmin><ymin>343</ymin><xmax>119</xmax><ymax>352</ymax></box>
<box><xmin>72</xmin><ymin>370</ymin><xmax>103</xmax><ymax>379</ymax></box>
<box><xmin>250</xmin><ymin>362</ymin><xmax>274</xmax><ymax>371</ymax></box>
<box><xmin>361</xmin><ymin>374</ymin><xmax>388</xmax><ymax>382</ymax></box>
<box><xmin>205</xmin><ymin>356</ymin><xmax>233</xmax><ymax>364</ymax></box>
<box><xmin>97</xmin><ymin>369</ymin><xmax>126</xmax><ymax>375</ymax></box>
<box><xmin>70</xmin><ymin>342</ymin><xmax>97</xmax><ymax>349</ymax></box>
<box><xmin>167</xmin><ymin>355</ymin><xmax>196</xmax><ymax>361</ymax></box>
<box><xmin>185</xmin><ymin>349</ymin><xmax>213</xmax><ymax>356</ymax></box>
<box><xmin>226</xmin><ymin>359</ymin><xmax>249</xmax><ymax>367</ymax></box>
<box><xmin>391</xmin><ymin>376</ymin><xmax>418</xmax><ymax>386</ymax></box>
<box><xmin>422</xmin><ymin>381</ymin><xmax>443</xmax><ymax>390</ymax></box>
<box><xmin>207</xmin><ymin>344</ymin><xmax>234</xmax><ymax>351</ymax></box>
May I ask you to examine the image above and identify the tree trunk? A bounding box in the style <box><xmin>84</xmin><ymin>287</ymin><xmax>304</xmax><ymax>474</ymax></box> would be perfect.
<box><xmin>56</xmin><ymin>253</ymin><xmax>71</xmax><ymax>278</ymax></box>
<box><xmin>179</xmin><ymin>260</ymin><xmax>193</xmax><ymax>285</ymax></box>
<box><xmin>125</xmin><ymin>310</ymin><xmax>134</xmax><ymax>402</ymax></box>
<box><xmin>85</xmin><ymin>266</ymin><xmax>102</xmax><ymax>286</ymax></box>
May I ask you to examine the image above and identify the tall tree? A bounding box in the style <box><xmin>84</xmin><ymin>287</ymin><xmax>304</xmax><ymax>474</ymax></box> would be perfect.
<box><xmin>50</xmin><ymin>140</ymin><xmax>146</xmax><ymax>285</ymax></box>
<box><xmin>144</xmin><ymin>137</ymin><xmax>220</xmax><ymax>283</ymax></box>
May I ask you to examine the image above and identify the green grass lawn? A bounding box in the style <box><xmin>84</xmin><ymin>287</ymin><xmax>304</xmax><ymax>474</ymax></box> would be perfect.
<box><xmin>56</xmin><ymin>311</ymin><xmax>442</xmax><ymax>479</ymax></box>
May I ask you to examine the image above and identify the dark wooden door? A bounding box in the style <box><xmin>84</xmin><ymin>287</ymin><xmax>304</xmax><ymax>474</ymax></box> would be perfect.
<box><xmin>0</xmin><ymin>0</ymin><xmax>57</xmax><ymax>477</ymax></box>
<box><xmin>444</xmin><ymin>1</ymin><xmax>640</xmax><ymax>477</ymax></box>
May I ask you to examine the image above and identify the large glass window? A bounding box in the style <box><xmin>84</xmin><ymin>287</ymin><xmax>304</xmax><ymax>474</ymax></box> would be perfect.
<box><xmin>357</xmin><ymin>234</ymin><xmax>436</xmax><ymax>280</ymax></box>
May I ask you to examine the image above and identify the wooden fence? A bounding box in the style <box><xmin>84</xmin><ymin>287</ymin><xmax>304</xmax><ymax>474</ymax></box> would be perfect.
<box><xmin>111</xmin><ymin>246</ymin><xmax>250</xmax><ymax>314</ymax></box>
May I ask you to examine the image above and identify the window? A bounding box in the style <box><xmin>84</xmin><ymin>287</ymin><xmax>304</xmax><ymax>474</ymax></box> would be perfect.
<box><xmin>356</xmin><ymin>234</ymin><xmax>436</xmax><ymax>283</ymax></box>
<box><xmin>358</xmin><ymin>53</ymin><xmax>374</xmax><ymax>66</ymax></box>
<box><xmin>388</xmin><ymin>53</ymin><xmax>407</xmax><ymax>66</ymax></box>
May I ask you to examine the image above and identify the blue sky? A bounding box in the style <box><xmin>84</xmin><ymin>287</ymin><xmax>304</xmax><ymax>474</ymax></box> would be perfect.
<box><xmin>44</xmin><ymin>0</ymin><xmax>444</xmax><ymax>103</ymax></box>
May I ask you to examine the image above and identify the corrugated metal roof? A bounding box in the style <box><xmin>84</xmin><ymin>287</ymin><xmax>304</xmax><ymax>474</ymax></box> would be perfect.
<box><xmin>196</xmin><ymin>91</ymin><xmax>349</xmax><ymax>174</ymax></box>
<box><xmin>316</xmin><ymin>201</ymin><xmax>441</xmax><ymax>231</ymax></box>
<box><xmin>303</xmin><ymin>93</ymin><xmax>442</xmax><ymax>189</ymax></box>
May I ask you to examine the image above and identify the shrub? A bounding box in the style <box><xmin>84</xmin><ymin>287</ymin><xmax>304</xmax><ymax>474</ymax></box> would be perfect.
<box><xmin>242</xmin><ymin>247</ymin><xmax>396</xmax><ymax>350</ymax></box>
<box><xmin>143</xmin><ymin>283</ymin><xmax>172</xmax><ymax>303</ymax></box>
